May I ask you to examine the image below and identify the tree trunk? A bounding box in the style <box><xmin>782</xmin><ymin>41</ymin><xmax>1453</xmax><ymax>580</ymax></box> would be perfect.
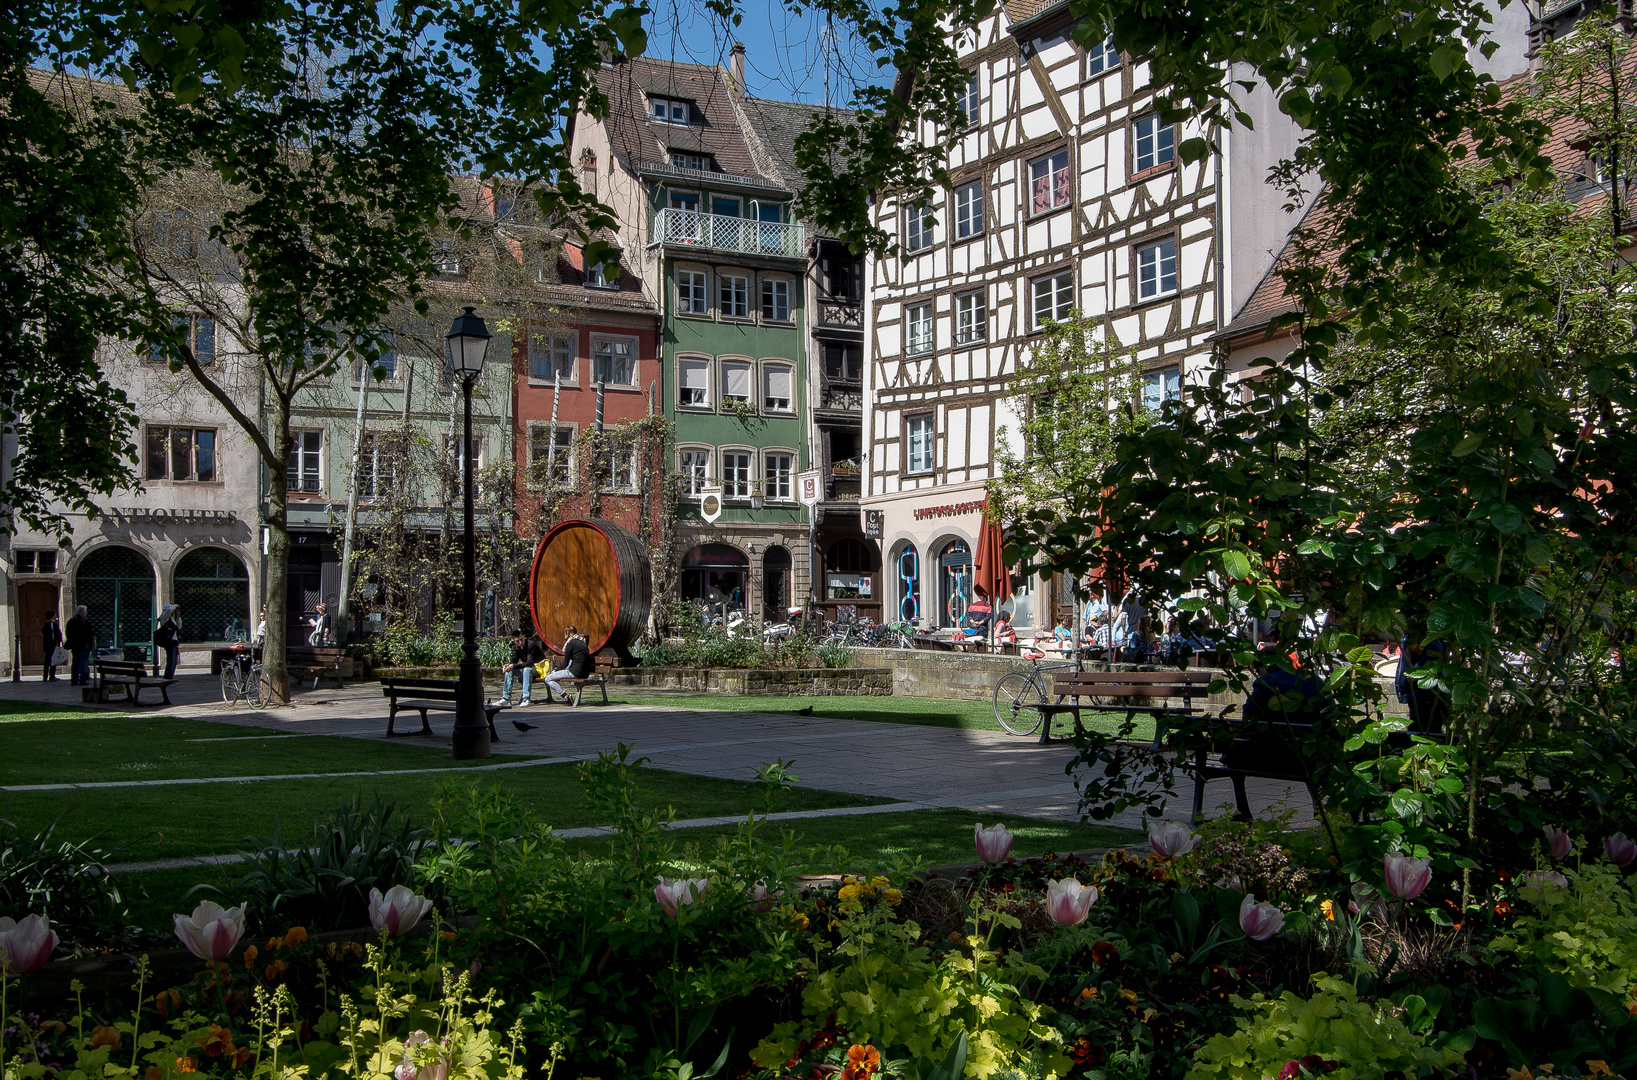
<box><xmin>263</xmin><ymin>396</ymin><xmax>293</xmax><ymax>703</ymax></box>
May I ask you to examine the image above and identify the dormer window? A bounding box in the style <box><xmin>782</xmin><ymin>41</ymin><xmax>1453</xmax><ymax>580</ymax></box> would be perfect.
<box><xmin>651</xmin><ymin>96</ymin><xmax>695</xmax><ymax>125</ymax></box>
<box><xmin>586</xmin><ymin>261</ymin><xmax>619</xmax><ymax>289</ymax></box>
<box><xmin>671</xmin><ymin>152</ymin><xmax>715</xmax><ymax>171</ymax></box>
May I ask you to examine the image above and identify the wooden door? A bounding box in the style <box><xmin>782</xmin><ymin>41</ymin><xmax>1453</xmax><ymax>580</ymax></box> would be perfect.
<box><xmin>18</xmin><ymin>582</ymin><xmax>59</xmax><ymax>665</ymax></box>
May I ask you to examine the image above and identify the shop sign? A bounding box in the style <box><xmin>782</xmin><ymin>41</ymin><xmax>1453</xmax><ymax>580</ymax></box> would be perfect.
<box><xmin>862</xmin><ymin>509</ymin><xmax>883</xmax><ymax>539</ymax></box>
<box><xmin>108</xmin><ymin>507</ymin><xmax>237</xmax><ymax>525</ymax></box>
<box><xmin>797</xmin><ymin>470</ymin><xmax>823</xmax><ymax>506</ymax></box>
<box><xmin>912</xmin><ymin>499</ymin><xmax>983</xmax><ymax>521</ymax></box>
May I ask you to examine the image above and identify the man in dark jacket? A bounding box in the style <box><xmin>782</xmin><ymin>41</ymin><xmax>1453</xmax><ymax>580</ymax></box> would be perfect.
<box><xmin>541</xmin><ymin>625</ymin><xmax>593</xmax><ymax>703</ymax></box>
<box><xmin>494</xmin><ymin>627</ymin><xmax>547</xmax><ymax>707</ymax></box>
<box><xmin>64</xmin><ymin>605</ymin><xmax>96</xmax><ymax>686</ymax></box>
<box><xmin>41</xmin><ymin>612</ymin><xmax>64</xmax><ymax>681</ymax></box>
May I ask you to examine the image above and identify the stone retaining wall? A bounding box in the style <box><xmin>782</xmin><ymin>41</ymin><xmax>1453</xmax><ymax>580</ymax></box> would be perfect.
<box><xmin>608</xmin><ymin>667</ymin><xmax>892</xmax><ymax>696</ymax></box>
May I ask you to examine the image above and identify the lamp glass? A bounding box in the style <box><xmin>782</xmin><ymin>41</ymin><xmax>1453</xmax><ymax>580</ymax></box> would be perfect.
<box><xmin>446</xmin><ymin>307</ymin><xmax>491</xmax><ymax>375</ymax></box>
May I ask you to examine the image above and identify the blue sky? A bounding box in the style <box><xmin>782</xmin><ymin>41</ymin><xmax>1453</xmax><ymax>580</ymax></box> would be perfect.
<box><xmin>642</xmin><ymin>0</ymin><xmax>889</xmax><ymax>104</ymax></box>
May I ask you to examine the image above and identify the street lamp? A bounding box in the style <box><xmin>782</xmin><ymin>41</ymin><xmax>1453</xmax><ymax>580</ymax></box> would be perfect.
<box><xmin>447</xmin><ymin>306</ymin><xmax>492</xmax><ymax>760</ymax></box>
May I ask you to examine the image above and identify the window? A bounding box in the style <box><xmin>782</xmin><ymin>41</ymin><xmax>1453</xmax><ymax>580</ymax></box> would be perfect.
<box><xmin>677</xmin><ymin>269</ymin><xmax>708</xmax><ymax>314</ymax></box>
<box><xmin>679</xmin><ymin>356</ymin><xmax>710</xmax><ymax>406</ymax></box>
<box><xmin>719</xmin><ymin>273</ymin><xmax>749</xmax><ymax>318</ymax></box>
<box><xmin>824</xmin><ymin>256</ymin><xmax>858</xmax><ymax>301</ymax></box>
<box><xmin>530</xmin><ymin>425</ymin><xmax>575</xmax><ymax>487</ymax></box>
<box><xmin>670</xmin><ymin>192</ymin><xmax>700</xmax><ymax>211</ymax></box>
<box><xmin>956</xmin><ymin>290</ymin><xmax>987</xmax><ymax>344</ymax></box>
<box><xmin>651</xmin><ymin>96</ymin><xmax>694</xmax><ymax>124</ymax></box>
<box><xmin>954</xmin><ymin>180</ymin><xmax>984</xmax><ymax>240</ymax></box>
<box><xmin>1142</xmin><ymin>368</ymin><xmax>1182</xmax><ymax>411</ymax></box>
<box><xmin>761</xmin><ymin>278</ymin><xmax>790</xmax><ymax>320</ymax></box>
<box><xmin>1087</xmin><ymin>33</ymin><xmax>1119</xmax><ymax>74</ymax></box>
<box><xmin>1032</xmin><ymin>272</ymin><xmax>1073</xmax><ymax>327</ymax></box>
<box><xmin>680</xmin><ymin>448</ymin><xmax>712</xmax><ymax>496</ymax></box>
<box><xmin>593</xmin><ymin>337</ymin><xmax>635</xmax><ymax>386</ymax></box>
<box><xmin>1137</xmin><ymin>237</ymin><xmax>1179</xmax><ymax>299</ymax></box>
<box><xmin>905</xmin><ymin>202</ymin><xmax>933</xmax><ymax>252</ymax></box>
<box><xmin>905</xmin><ymin>414</ymin><xmax>935</xmax><ymax>474</ymax></box>
<box><xmin>530</xmin><ymin>332</ymin><xmax>574</xmax><ymax>381</ymax></box>
<box><xmin>907</xmin><ymin>302</ymin><xmax>934</xmax><ymax>354</ymax></box>
<box><xmin>959</xmin><ymin>75</ymin><xmax>980</xmax><ymax>129</ymax></box>
<box><xmin>585</xmin><ymin>261</ymin><xmax>617</xmax><ymax>288</ymax></box>
<box><xmin>356</xmin><ymin>333</ymin><xmax>396</xmax><ymax>381</ymax></box>
<box><xmin>286</xmin><ymin>430</ymin><xmax>322</xmax><ymax>492</ymax></box>
<box><xmin>14</xmin><ymin>550</ymin><xmax>57</xmax><ymax>574</ymax></box>
<box><xmin>763</xmin><ymin>365</ymin><xmax>793</xmax><ymax>412</ymax></box>
<box><xmin>145</xmin><ymin>426</ymin><xmax>218</xmax><ymax>483</ymax></box>
<box><xmin>1134</xmin><ymin>116</ymin><xmax>1175</xmax><ymax>172</ymax></box>
<box><xmin>722</xmin><ymin>451</ymin><xmax>752</xmax><ymax>499</ymax></box>
<box><xmin>722</xmin><ymin>361</ymin><xmax>752</xmax><ymax>406</ymax></box>
<box><xmin>765</xmin><ymin>453</ymin><xmax>794</xmax><ymax>500</ymax></box>
<box><xmin>824</xmin><ymin>343</ymin><xmax>862</xmax><ymax>381</ymax></box>
<box><xmin>1030</xmin><ymin>150</ymin><xmax>1071</xmax><ymax>214</ymax></box>
<box><xmin>149</xmin><ymin>314</ymin><xmax>215</xmax><ymax>365</ymax></box>
<box><xmin>671</xmin><ymin>152</ymin><xmax>715</xmax><ymax>170</ymax></box>
<box><xmin>433</xmin><ymin>241</ymin><xmax>461</xmax><ymax>276</ymax></box>
<box><xmin>359</xmin><ymin>432</ymin><xmax>395</xmax><ymax>498</ymax></box>
<box><xmin>597</xmin><ymin>432</ymin><xmax>638</xmax><ymax>491</ymax></box>
<box><xmin>444</xmin><ymin>435</ymin><xmax>485</xmax><ymax>497</ymax></box>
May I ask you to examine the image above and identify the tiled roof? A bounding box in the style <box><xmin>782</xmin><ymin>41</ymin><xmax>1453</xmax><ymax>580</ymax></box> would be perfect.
<box><xmin>1217</xmin><ymin>196</ymin><xmax>1327</xmax><ymax>343</ymax></box>
<box><xmin>596</xmin><ymin>56</ymin><xmax>781</xmax><ymax>189</ymax></box>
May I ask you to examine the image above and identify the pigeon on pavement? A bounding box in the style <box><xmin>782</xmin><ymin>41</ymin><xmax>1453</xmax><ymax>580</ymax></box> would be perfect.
<box><xmin>511</xmin><ymin>720</ymin><xmax>537</xmax><ymax>732</ymax></box>
<box><xmin>796</xmin><ymin>706</ymin><xmax>814</xmax><ymax>717</ymax></box>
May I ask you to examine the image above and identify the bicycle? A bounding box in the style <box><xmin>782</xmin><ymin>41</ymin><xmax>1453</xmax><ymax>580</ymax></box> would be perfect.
<box><xmin>992</xmin><ymin>646</ymin><xmax>1086</xmax><ymax>736</ymax></box>
<box><xmin>220</xmin><ymin>645</ymin><xmax>268</xmax><ymax>708</ymax></box>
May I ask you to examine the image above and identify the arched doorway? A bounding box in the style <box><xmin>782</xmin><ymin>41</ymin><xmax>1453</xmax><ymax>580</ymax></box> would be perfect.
<box><xmin>681</xmin><ymin>544</ymin><xmax>749</xmax><ymax>618</ymax></box>
<box><xmin>75</xmin><ymin>546</ymin><xmax>155</xmax><ymax>650</ymax></box>
<box><xmin>762</xmin><ymin>546</ymin><xmax>792</xmax><ymax>622</ymax></box>
<box><xmin>174</xmin><ymin>547</ymin><xmax>250</xmax><ymax>642</ymax></box>
<box><xmin>938</xmin><ymin>538</ymin><xmax>971</xmax><ymax>628</ymax></box>
<box><xmin>892</xmin><ymin>543</ymin><xmax>920</xmax><ymax>625</ymax></box>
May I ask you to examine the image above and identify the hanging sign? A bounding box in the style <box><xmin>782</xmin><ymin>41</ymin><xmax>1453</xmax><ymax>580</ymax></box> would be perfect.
<box><xmin>797</xmin><ymin>469</ymin><xmax>823</xmax><ymax>506</ymax></box>
<box><xmin>699</xmin><ymin>486</ymin><xmax>724</xmax><ymax>524</ymax></box>
<box><xmin>862</xmin><ymin>509</ymin><xmax>883</xmax><ymax>539</ymax></box>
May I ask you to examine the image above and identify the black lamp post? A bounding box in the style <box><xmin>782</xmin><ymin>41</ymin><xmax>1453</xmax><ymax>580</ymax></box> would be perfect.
<box><xmin>446</xmin><ymin>306</ymin><xmax>492</xmax><ymax>760</ymax></box>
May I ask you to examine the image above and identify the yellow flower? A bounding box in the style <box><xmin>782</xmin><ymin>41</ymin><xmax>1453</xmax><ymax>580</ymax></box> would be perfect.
<box><xmin>1320</xmin><ymin>899</ymin><xmax>1335</xmax><ymax>922</ymax></box>
<box><xmin>882</xmin><ymin>888</ymin><xmax>902</xmax><ymax>906</ymax></box>
<box><xmin>90</xmin><ymin>1026</ymin><xmax>121</xmax><ymax>1051</ymax></box>
<box><xmin>283</xmin><ymin>926</ymin><xmax>308</xmax><ymax>947</ymax></box>
<box><xmin>869</xmin><ymin>876</ymin><xmax>889</xmax><ymax>889</ymax></box>
<box><xmin>1506</xmin><ymin>1068</ymin><xmax>1533</xmax><ymax>1080</ymax></box>
<box><xmin>1586</xmin><ymin>1062</ymin><xmax>1612</xmax><ymax>1078</ymax></box>
<box><xmin>838</xmin><ymin>884</ymin><xmax>862</xmax><ymax>901</ymax></box>
<box><xmin>243</xmin><ymin>945</ymin><xmax>259</xmax><ymax>970</ymax></box>
<box><xmin>175</xmin><ymin>1058</ymin><xmax>198</xmax><ymax>1074</ymax></box>
<box><xmin>1080</xmin><ymin>987</ymin><xmax>1098</xmax><ymax>1000</ymax></box>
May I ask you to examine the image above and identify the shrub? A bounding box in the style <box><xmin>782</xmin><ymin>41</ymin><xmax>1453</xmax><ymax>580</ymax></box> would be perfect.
<box><xmin>0</xmin><ymin>814</ymin><xmax>129</xmax><ymax>946</ymax></box>
<box><xmin>475</xmin><ymin>637</ymin><xmax>511</xmax><ymax>668</ymax></box>
<box><xmin>772</xmin><ymin>630</ymin><xmax>818</xmax><ymax>668</ymax></box>
<box><xmin>816</xmin><ymin>640</ymin><xmax>853</xmax><ymax>668</ymax></box>
<box><xmin>1188</xmin><ymin>975</ymin><xmax>1471</xmax><ymax>1080</ymax></box>
<box><xmin>636</xmin><ymin>637</ymin><xmax>694</xmax><ymax>667</ymax></box>
<box><xmin>1490</xmin><ymin>861</ymin><xmax>1637</xmax><ymax>994</ymax></box>
<box><xmin>693</xmin><ymin>629</ymin><xmax>766</xmax><ymax>669</ymax></box>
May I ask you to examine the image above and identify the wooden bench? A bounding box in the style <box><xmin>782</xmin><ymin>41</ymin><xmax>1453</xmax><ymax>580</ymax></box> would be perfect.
<box><xmin>91</xmin><ymin>659</ymin><xmax>177</xmax><ymax>707</ymax></box>
<box><xmin>287</xmin><ymin>646</ymin><xmax>345</xmax><ymax>690</ymax></box>
<box><xmin>1032</xmin><ymin>670</ymin><xmax>1219</xmax><ymax>746</ymax></box>
<box><xmin>380</xmin><ymin>677</ymin><xmax>504</xmax><ymax>739</ymax></box>
<box><xmin>542</xmin><ymin>659</ymin><xmax>612</xmax><ymax>706</ymax></box>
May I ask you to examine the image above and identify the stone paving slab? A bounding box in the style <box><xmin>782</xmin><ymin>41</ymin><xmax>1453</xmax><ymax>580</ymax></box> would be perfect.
<box><xmin>0</xmin><ymin>674</ymin><xmax>1315</xmax><ymax>831</ymax></box>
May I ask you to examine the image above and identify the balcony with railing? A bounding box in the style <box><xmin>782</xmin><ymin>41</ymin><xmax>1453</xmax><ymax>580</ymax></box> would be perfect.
<box><xmin>652</xmin><ymin>208</ymin><xmax>806</xmax><ymax>259</ymax></box>
<box><xmin>818</xmin><ymin>297</ymin><xmax>863</xmax><ymax>328</ymax></box>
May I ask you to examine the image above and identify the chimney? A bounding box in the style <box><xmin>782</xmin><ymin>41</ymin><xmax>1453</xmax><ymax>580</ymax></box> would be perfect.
<box><xmin>729</xmin><ymin>42</ymin><xmax>746</xmax><ymax>96</ymax></box>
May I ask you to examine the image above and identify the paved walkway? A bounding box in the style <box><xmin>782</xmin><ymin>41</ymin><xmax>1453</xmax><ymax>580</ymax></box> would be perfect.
<box><xmin>0</xmin><ymin>674</ymin><xmax>1314</xmax><ymax>833</ymax></box>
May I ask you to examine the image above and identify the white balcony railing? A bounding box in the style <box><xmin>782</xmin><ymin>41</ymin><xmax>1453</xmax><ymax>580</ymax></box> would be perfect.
<box><xmin>653</xmin><ymin>208</ymin><xmax>806</xmax><ymax>258</ymax></box>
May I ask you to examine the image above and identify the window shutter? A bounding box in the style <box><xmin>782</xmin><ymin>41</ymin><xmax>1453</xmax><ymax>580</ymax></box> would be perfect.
<box><xmin>725</xmin><ymin>363</ymin><xmax>751</xmax><ymax>398</ymax></box>
<box><xmin>681</xmin><ymin>359</ymin><xmax>708</xmax><ymax>391</ymax></box>
<box><xmin>765</xmin><ymin>367</ymin><xmax>791</xmax><ymax>402</ymax></box>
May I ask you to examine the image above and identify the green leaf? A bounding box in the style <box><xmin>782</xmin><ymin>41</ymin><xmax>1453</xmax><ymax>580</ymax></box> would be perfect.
<box><xmin>1430</xmin><ymin>43</ymin><xmax>1459</xmax><ymax>80</ymax></box>
<box><xmin>1221</xmin><ymin>550</ymin><xmax>1252</xmax><ymax>579</ymax></box>
<box><xmin>1451</xmin><ymin>433</ymin><xmax>1484</xmax><ymax>456</ymax></box>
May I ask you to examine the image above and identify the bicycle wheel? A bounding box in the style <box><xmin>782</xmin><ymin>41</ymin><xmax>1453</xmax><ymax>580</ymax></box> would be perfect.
<box><xmin>220</xmin><ymin>666</ymin><xmax>242</xmax><ymax>704</ymax></box>
<box><xmin>994</xmin><ymin>672</ymin><xmax>1046</xmax><ymax>735</ymax></box>
<box><xmin>245</xmin><ymin>665</ymin><xmax>269</xmax><ymax>709</ymax></box>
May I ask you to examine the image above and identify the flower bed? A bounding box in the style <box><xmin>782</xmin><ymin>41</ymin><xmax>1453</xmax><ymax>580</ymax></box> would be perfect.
<box><xmin>608</xmin><ymin>666</ymin><xmax>892</xmax><ymax>696</ymax></box>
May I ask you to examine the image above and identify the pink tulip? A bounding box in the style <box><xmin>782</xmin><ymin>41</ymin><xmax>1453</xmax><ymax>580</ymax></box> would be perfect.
<box><xmin>974</xmin><ymin>823</ymin><xmax>1015</xmax><ymax>864</ymax></box>
<box><xmin>1239</xmin><ymin>894</ymin><xmax>1284</xmax><ymax>941</ymax></box>
<box><xmin>173</xmin><ymin>900</ymin><xmax>245</xmax><ymax>961</ymax></box>
<box><xmin>655</xmin><ymin>877</ymin><xmax>708</xmax><ymax>918</ymax></box>
<box><xmin>369</xmin><ymin>886</ymin><xmax>434</xmax><ymax>937</ymax></box>
<box><xmin>1347</xmin><ymin>882</ymin><xmax>1382</xmax><ymax>916</ymax></box>
<box><xmin>1542</xmin><ymin>826</ymin><xmax>1571</xmax><ymax>862</ymax></box>
<box><xmin>1382</xmin><ymin>851</ymin><xmax>1433</xmax><ymax>901</ymax></box>
<box><xmin>1044</xmin><ymin>878</ymin><xmax>1098</xmax><ymax>926</ymax></box>
<box><xmin>1147</xmin><ymin>820</ymin><xmax>1197</xmax><ymax>859</ymax></box>
<box><xmin>1605</xmin><ymin>833</ymin><xmax>1636</xmax><ymax>867</ymax></box>
<box><xmin>751</xmin><ymin>881</ymin><xmax>782</xmax><ymax>912</ymax></box>
<box><xmin>396</xmin><ymin>1031</ymin><xmax>449</xmax><ymax>1080</ymax></box>
<box><xmin>1520</xmin><ymin>869</ymin><xmax>1567</xmax><ymax>891</ymax></box>
<box><xmin>0</xmin><ymin>914</ymin><xmax>59</xmax><ymax>974</ymax></box>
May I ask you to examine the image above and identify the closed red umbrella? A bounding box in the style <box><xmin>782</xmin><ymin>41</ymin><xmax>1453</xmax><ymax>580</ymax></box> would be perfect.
<box><xmin>973</xmin><ymin>498</ymin><xmax>1012</xmax><ymax>644</ymax></box>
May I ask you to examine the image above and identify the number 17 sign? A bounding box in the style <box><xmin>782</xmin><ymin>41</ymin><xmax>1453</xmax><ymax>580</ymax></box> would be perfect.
<box><xmin>797</xmin><ymin>469</ymin><xmax>823</xmax><ymax>506</ymax></box>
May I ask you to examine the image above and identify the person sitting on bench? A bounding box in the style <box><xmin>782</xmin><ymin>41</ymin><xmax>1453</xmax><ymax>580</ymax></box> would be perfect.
<box><xmin>541</xmin><ymin>625</ymin><xmax>593</xmax><ymax>703</ymax></box>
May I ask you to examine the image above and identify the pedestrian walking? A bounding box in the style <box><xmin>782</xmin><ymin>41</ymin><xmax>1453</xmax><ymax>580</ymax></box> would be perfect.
<box><xmin>306</xmin><ymin>602</ymin><xmax>332</xmax><ymax>646</ymax></box>
<box><xmin>65</xmin><ymin>605</ymin><xmax>95</xmax><ymax>685</ymax></box>
<box><xmin>541</xmin><ymin>625</ymin><xmax>593</xmax><ymax>703</ymax></box>
<box><xmin>41</xmin><ymin>611</ymin><xmax>64</xmax><ymax>681</ymax></box>
<box><xmin>494</xmin><ymin>627</ymin><xmax>547</xmax><ymax>707</ymax></box>
<box><xmin>154</xmin><ymin>604</ymin><xmax>182</xmax><ymax>680</ymax></box>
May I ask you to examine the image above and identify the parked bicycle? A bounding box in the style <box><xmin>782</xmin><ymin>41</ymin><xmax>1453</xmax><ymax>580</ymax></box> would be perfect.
<box><xmin>992</xmin><ymin>649</ymin><xmax>1086</xmax><ymax>736</ymax></box>
<box><xmin>220</xmin><ymin>645</ymin><xmax>268</xmax><ymax>708</ymax></box>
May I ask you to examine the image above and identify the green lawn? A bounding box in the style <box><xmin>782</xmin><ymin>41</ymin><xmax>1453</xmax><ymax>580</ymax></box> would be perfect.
<box><xmin>608</xmin><ymin>690</ymin><xmax>1156</xmax><ymax>740</ymax></box>
<box><xmin>0</xmin><ymin>699</ymin><xmax>108</xmax><ymax>721</ymax></box>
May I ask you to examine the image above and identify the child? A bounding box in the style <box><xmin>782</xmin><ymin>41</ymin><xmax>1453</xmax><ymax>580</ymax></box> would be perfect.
<box><xmin>994</xmin><ymin>610</ymin><xmax>1018</xmax><ymax>645</ymax></box>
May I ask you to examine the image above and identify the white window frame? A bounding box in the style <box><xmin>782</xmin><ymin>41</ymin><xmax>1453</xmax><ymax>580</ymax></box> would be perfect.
<box><xmin>721</xmin><ymin>360</ymin><xmax>753</xmax><ymax>406</ymax></box>
<box><xmin>905</xmin><ymin>414</ymin><xmax>935</xmax><ymax>475</ymax></box>
<box><xmin>905</xmin><ymin>202</ymin><xmax>933</xmax><ymax>252</ymax></box>
<box><xmin>678</xmin><ymin>355</ymin><xmax>712</xmax><ymax>408</ymax></box>
<box><xmin>1142</xmin><ymin>368</ymin><xmax>1182</xmax><ymax>412</ymax></box>
<box><xmin>954</xmin><ymin>180</ymin><xmax>983</xmax><ymax>240</ymax></box>
<box><xmin>529</xmin><ymin>422</ymin><xmax>577</xmax><ymax>488</ymax></box>
<box><xmin>529</xmin><ymin>331</ymin><xmax>575</xmax><ymax>383</ymax></box>
<box><xmin>286</xmin><ymin>429</ymin><xmax>324</xmax><ymax>494</ymax></box>
<box><xmin>651</xmin><ymin>96</ymin><xmax>692</xmax><ymax>125</ymax></box>
<box><xmin>677</xmin><ymin>268</ymin><xmax>709</xmax><ymax>315</ymax></box>
<box><xmin>906</xmin><ymin>302</ymin><xmax>934</xmax><ymax>355</ymax></box>
<box><xmin>720</xmin><ymin>448</ymin><xmax>754</xmax><ymax>500</ymax></box>
<box><xmin>958</xmin><ymin>74</ymin><xmax>980</xmax><ymax>129</ymax></box>
<box><xmin>1134</xmin><ymin>116</ymin><xmax>1176</xmax><ymax>173</ymax></box>
<box><xmin>585</xmin><ymin>261</ymin><xmax>619</xmax><ymax>289</ymax></box>
<box><xmin>1031</xmin><ymin>272</ymin><xmax>1073</xmax><ymax>328</ymax></box>
<box><xmin>1029</xmin><ymin>150</ymin><xmax>1071</xmax><ymax>215</ymax></box>
<box><xmin>597</xmin><ymin>429</ymin><xmax>639</xmax><ymax>492</ymax></box>
<box><xmin>359</xmin><ymin>431</ymin><xmax>396</xmax><ymax>498</ymax></box>
<box><xmin>671</xmin><ymin>152</ymin><xmax>713</xmax><ymax>171</ymax></box>
<box><xmin>433</xmin><ymin>241</ymin><xmax>461</xmax><ymax>276</ymax></box>
<box><xmin>762</xmin><ymin>364</ymin><xmax>795</xmax><ymax>413</ymax></box>
<box><xmin>679</xmin><ymin>446</ymin><xmax>713</xmax><ymax>497</ymax></box>
<box><xmin>1087</xmin><ymin>33</ymin><xmax>1119</xmax><ymax>75</ymax></box>
<box><xmin>763</xmin><ymin>450</ymin><xmax>795</xmax><ymax>502</ymax></box>
<box><xmin>719</xmin><ymin>272</ymin><xmax>750</xmax><ymax>318</ymax></box>
<box><xmin>1137</xmin><ymin>237</ymin><xmax>1179</xmax><ymax>300</ymax></box>
<box><xmin>955</xmin><ymin>290</ymin><xmax>987</xmax><ymax>345</ymax></box>
<box><xmin>761</xmin><ymin>278</ymin><xmax>791</xmax><ymax>321</ymax></box>
<box><xmin>591</xmin><ymin>336</ymin><xmax>637</xmax><ymax>387</ymax></box>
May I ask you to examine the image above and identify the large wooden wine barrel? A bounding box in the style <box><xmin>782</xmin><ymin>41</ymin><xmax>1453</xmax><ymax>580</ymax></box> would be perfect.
<box><xmin>529</xmin><ymin>519</ymin><xmax>652</xmax><ymax>660</ymax></box>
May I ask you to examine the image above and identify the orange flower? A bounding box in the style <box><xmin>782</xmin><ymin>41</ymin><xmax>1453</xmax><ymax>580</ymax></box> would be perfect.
<box><xmin>175</xmin><ymin>1058</ymin><xmax>198</xmax><ymax>1074</ymax></box>
<box><xmin>283</xmin><ymin>926</ymin><xmax>308</xmax><ymax>947</ymax></box>
<box><xmin>1320</xmin><ymin>900</ymin><xmax>1335</xmax><ymax>922</ymax></box>
<box><xmin>1586</xmin><ymin>1062</ymin><xmax>1612</xmax><ymax>1078</ymax></box>
<box><xmin>1505</xmin><ymin>1068</ymin><xmax>1533</xmax><ymax>1080</ymax></box>
<box><xmin>846</xmin><ymin>1044</ymin><xmax>881</xmax><ymax>1078</ymax></box>
<box><xmin>202</xmin><ymin>1027</ymin><xmax>237</xmax><ymax>1058</ymax></box>
<box><xmin>242</xmin><ymin>945</ymin><xmax>259</xmax><ymax>970</ymax></box>
<box><xmin>153</xmin><ymin>990</ymin><xmax>181</xmax><ymax>1016</ymax></box>
<box><xmin>146</xmin><ymin>1067</ymin><xmax>162</xmax><ymax>1080</ymax></box>
<box><xmin>264</xmin><ymin>959</ymin><xmax>287</xmax><ymax>981</ymax></box>
<box><xmin>90</xmin><ymin>1026</ymin><xmax>122</xmax><ymax>1051</ymax></box>
<box><xmin>266</xmin><ymin>936</ymin><xmax>282</xmax><ymax>952</ymax></box>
